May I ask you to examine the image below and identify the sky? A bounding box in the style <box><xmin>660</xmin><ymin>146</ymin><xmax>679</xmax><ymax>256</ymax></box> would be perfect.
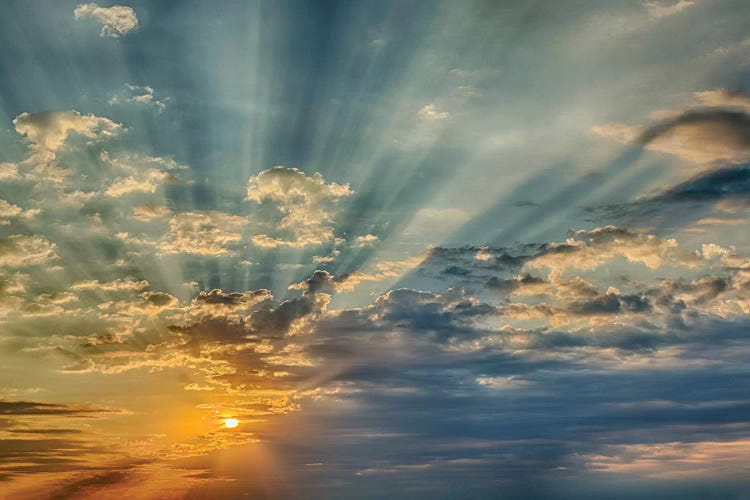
<box><xmin>2</xmin><ymin>0</ymin><xmax>750</xmax><ymax>498</ymax></box>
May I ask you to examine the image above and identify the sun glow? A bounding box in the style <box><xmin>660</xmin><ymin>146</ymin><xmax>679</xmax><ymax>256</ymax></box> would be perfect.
<box><xmin>224</xmin><ymin>418</ymin><xmax>239</xmax><ymax>428</ymax></box>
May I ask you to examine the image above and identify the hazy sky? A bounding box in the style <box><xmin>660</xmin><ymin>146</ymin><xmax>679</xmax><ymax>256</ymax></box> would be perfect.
<box><xmin>3</xmin><ymin>1</ymin><xmax>750</xmax><ymax>498</ymax></box>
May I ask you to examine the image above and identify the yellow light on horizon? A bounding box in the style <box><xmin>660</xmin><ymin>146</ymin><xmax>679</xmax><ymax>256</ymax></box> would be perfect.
<box><xmin>224</xmin><ymin>418</ymin><xmax>239</xmax><ymax>428</ymax></box>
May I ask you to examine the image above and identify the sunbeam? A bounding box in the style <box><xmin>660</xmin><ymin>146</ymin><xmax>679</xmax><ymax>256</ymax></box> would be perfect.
<box><xmin>3</xmin><ymin>1</ymin><xmax>750</xmax><ymax>499</ymax></box>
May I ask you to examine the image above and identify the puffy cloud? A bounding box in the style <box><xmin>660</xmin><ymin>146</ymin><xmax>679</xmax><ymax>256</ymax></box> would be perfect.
<box><xmin>524</xmin><ymin>226</ymin><xmax>703</xmax><ymax>279</ymax></box>
<box><xmin>0</xmin><ymin>200</ymin><xmax>38</xmax><ymax>223</ymax></box>
<box><xmin>97</xmin><ymin>291</ymin><xmax>178</xmax><ymax>318</ymax></box>
<box><xmin>355</xmin><ymin>234</ymin><xmax>378</xmax><ymax>246</ymax></box>
<box><xmin>0</xmin><ymin>163</ymin><xmax>19</xmax><ymax>180</ymax></box>
<box><xmin>0</xmin><ymin>235</ymin><xmax>56</xmax><ymax>268</ymax></box>
<box><xmin>188</xmin><ymin>288</ymin><xmax>273</xmax><ymax>320</ymax></box>
<box><xmin>292</xmin><ymin>253</ymin><xmax>428</xmax><ymax>293</ymax></box>
<box><xmin>246</xmin><ymin>167</ymin><xmax>352</xmax><ymax>206</ymax></box>
<box><xmin>246</xmin><ymin>167</ymin><xmax>352</xmax><ymax>248</ymax></box>
<box><xmin>74</xmin><ymin>3</ymin><xmax>138</xmax><ymax>38</ymax></box>
<box><xmin>159</xmin><ymin>212</ymin><xmax>245</xmax><ymax>256</ymax></box>
<box><xmin>474</xmin><ymin>246</ymin><xmax>492</xmax><ymax>261</ymax></box>
<box><xmin>13</xmin><ymin>110</ymin><xmax>122</xmax><ymax>164</ymax></box>
<box><xmin>105</xmin><ymin>170</ymin><xmax>173</xmax><ymax>197</ymax></box>
<box><xmin>0</xmin><ymin>200</ymin><xmax>23</xmax><ymax>219</ymax></box>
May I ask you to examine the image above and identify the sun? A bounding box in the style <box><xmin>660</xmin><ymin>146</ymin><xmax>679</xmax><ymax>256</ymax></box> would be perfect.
<box><xmin>223</xmin><ymin>418</ymin><xmax>239</xmax><ymax>428</ymax></box>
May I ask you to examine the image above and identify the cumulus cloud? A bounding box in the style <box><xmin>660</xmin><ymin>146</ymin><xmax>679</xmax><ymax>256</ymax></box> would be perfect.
<box><xmin>524</xmin><ymin>226</ymin><xmax>703</xmax><ymax>279</ymax></box>
<box><xmin>105</xmin><ymin>170</ymin><xmax>173</xmax><ymax>197</ymax></box>
<box><xmin>0</xmin><ymin>235</ymin><xmax>56</xmax><ymax>268</ymax></box>
<box><xmin>292</xmin><ymin>253</ymin><xmax>428</xmax><ymax>293</ymax></box>
<box><xmin>74</xmin><ymin>3</ymin><xmax>138</xmax><ymax>38</ymax></box>
<box><xmin>0</xmin><ymin>200</ymin><xmax>38</xmax><ymax>223</ymax></box>
<box><xmin>159</xmin><ymin>212</ymin><xmax>244</xmax><ymax>256</ymax></box>
<box><xmin>0</xmin><ymin>163</ymin><xmax>19</xmax><ymax>180</ymax></box>
<box><xmin>246</xmin><ymin>167</ymin><xmax>352</xmax><ymax>248</ymax></box>
<box><xmin>188</xmin><ymin>288</ymin><xmax>272</xmax><ymax>320</ymax></box>
<box><xmin>13</xmin><ymin>110</ymin><xmax>122</xmax><ymax>164</ymax></box>
<box><xmin>355</xmin><ymin>234</ymin><xmax>378</xmax><ymax>246</ymax></box>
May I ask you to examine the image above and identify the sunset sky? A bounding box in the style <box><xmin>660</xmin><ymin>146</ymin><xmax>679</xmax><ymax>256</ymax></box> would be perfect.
<box><xmin>3</xmin><ymin>1</ymin><xmax>750</xmax><ymax>498</ymax></box>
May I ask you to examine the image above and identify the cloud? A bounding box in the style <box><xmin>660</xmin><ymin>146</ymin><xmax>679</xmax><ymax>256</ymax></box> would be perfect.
<box><xmin>355</xmin><ymin>234</ymin><xmax>379</xmax><ymax>246</ymax></box>
<box><xmin>74</xmin><ymin>3</ymin><xmax>138</xmax><ymax>38</ymax></box>
<box><xmin>158</xmin><ymin>212</ymin><xmax>244</xmax><ymax>256</ymax></box>
<box><xmin>638</xmin><ymin>110</ymin><xmax>750</xmax><ymax>164</ymax></box>
<box><xmin>13</xmin><ymin>110</ymin><xmax>122</xmax><ymax>164</ymax></box>
<box><xmin>417</xmin><ymin>103</ymin><xmax>450</xmax><ymax>121</ymax></box>
<box><xmin>0</xmin><ymin>163</ymin><xmax>19</xmax><ymax>180</ymax></box>
<box><xmin>693</xmin><ymin>88</ymin><xmax>750</xmax><ymax>110</ymax></box>
<box><xmin>0</xmin><ymin>400</ymin><xmax>109</xmax><ymax>416</ymax></box>
<box><xmin>188</xmin><ymin>288</ymin><xmax>272</xmax><ymax>320</ymax></box>
<box><xmin>132</xmin><ymin>203</ymin><xmax>171</xmax><ymax>221</ymax></box>
<box><xmin>0</xmin><ymin>200</ymin><xmax>38</xmax><ymax>223</ymax></box>
<box><xmin>105</xmin><ymin>170</ymin><xmax>173</xmax><ymax>197</ymax></box>
<box><xmin>71</xmin><ymin>278</ymin><xmax>150</xmax><ymax>293</ymax></box>
<box><xmin>109</xmin><ymin>84</ymin><xmax>167</xmax><ymax>111</ymax></box>
<box><xmin>294</xmin><ymin>253</ymin><xmax>428</xmax><ymax>293</ymax></box>
<box><xmin>246</xmin><ymin>167</ymin><xmax>352</xmax><ymax>248</ymax></box>
<box><xmin>584</xmin><ymin>439</ymin><xmax>750</xmax><ymax>479</ymax></box>
<box><xmin>475</xmin><ymin>375</ymin><xmax>532</xmax><ymax>390</ymax></box>
<box><xmin>524</xmin><ymin>226</ymin><xmax>703</xmax><ymax>279</ymax></box>
<box><xmin>0</xmin><ymin>235</ymin><xmax>56</xmax><ymax>268</ymax></box>
<box><xmin>644</xmin><ymin>0</ymin><xmax>695</xmax><ymax>20</ymax></box>
<box><xmin>594</xmin><ymin>108</ymin><xmax>750</xmax><ymax>166</ymax></box>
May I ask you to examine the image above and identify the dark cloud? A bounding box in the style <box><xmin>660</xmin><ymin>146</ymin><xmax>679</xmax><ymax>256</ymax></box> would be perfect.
<box><xmin>568</xmin><ymin>292</ymin><xmax>651</xmax><ymax>315</ymax></box>
<box><xmin>0</xmin><ymin>401</ymin><xmax>107</xmax><ymax>416</ymax></box>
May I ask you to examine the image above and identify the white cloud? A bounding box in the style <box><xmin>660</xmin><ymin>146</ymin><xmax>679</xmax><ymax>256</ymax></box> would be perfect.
<box><xmin>0</xmin><ymin>235</ymin><xmax>56</xmax><ymax>268</ymax></box>
<box><xmin>159</xmin><ymin>213</ymin><xmax>244</xmax><ymax>256</ymax></box>
<box><xmin>0</xmin><ymin>200</ymin><xmax>39</xmax><ymax>224</ymax></box>
<box><xmin>74</xmin><ymin>3</ymin><xmax>138</xmax><ymax>38</ymax></box>
<box><xmin>355</xmin><ymin>234</ymin><xmax>378</xmax><ymax>246</ymax></box>
<box><xmin>246</xmin><ymin>167</ymin><xmax>352</xmax><ymax>248</ymax></box>
<box><xmin>13</xmin><ymin>110</ymin><xmax>122</xmax><ymax>164</ymax></box>
<box><xmin>417</xmin><ymin>103</ymin><xmax>450</xmax><ymax>121</ymax></box>
<box><xmin>105</xmin><ymin>170</ymin><xmax>172</xmax><ymax>197</ymax></box>
<box><xmin>525</xmin><ymin>226</ymin><xmax>703</xmax><ymax>280</ymax></box>
<box><xmin>475</xmin><ymin>376</ymin><xmax>531</xmax><ymax>390</ymax></box>
<box><xmin>0</xmin><ymin>163</ymin><xmax>19</xmax><ymax>180</ymax></box>
<box><xmin>109</xmin><ymin>84</ymin><xmax>167</xmax><ymax>111</ymax></box>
